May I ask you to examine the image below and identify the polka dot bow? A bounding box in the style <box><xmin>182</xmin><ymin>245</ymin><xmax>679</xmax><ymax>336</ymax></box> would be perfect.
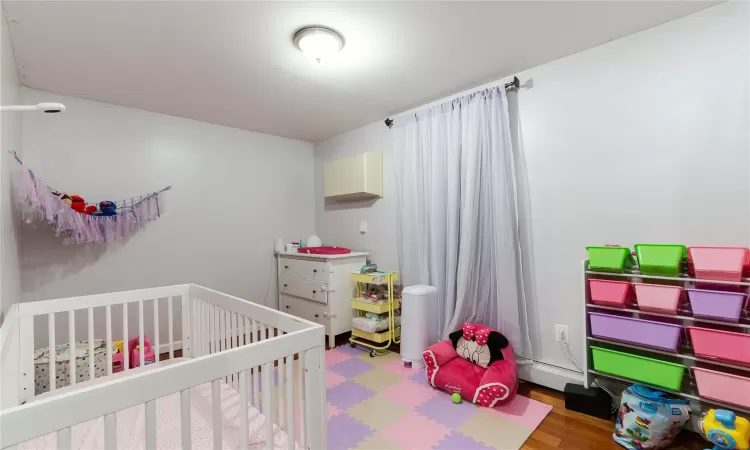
<box><xmin>462</xmin><ymin>323</ymin><xmax>491</xmax><ymax>346</ymax></box>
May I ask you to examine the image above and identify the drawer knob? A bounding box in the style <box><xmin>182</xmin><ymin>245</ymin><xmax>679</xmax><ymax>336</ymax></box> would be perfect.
<box><xmin>313</xmin><ymin>269</ymin><xmax>317</xmax><ymax>273</ymax></box>
<box><xmin>312</xmin><ymin>290</ymin><xmax>317</xmax><ymax>294</ymax></box>
<box><xmin>315</xmin><ymin>314</ymin><xmax>319</xmax><ymax>318</ymax></box>
<box><xmin>285</xmin><ymin>305</ymin><xmax>290</xmax><ymax>309</ymax></box>
<box><xmin>283</xmin><ymin>284</ymin><xmax>288</xmax><ymax>287</ymax></box>
<box><xmin>284</xmin><ymin>265</ymin><xmax>289</xmax><ymax>269</ymax></box>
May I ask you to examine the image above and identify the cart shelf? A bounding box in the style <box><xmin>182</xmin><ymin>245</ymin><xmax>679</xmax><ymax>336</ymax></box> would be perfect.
<box><xmin>352</xmin><ymin>327</ymin><xmax>401</xmax><ymax>344</ymax></box>
<box><xmin>351</xmin><ymin>299</ymin><xmax>401</xmax><ymax>314</ymax></box>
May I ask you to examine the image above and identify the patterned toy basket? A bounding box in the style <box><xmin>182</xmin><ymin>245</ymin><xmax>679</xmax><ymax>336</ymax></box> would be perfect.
<box><xmin>33</xmin><ymin>339</ymin><xmax>109</xmax><ymax>395</ymax></box>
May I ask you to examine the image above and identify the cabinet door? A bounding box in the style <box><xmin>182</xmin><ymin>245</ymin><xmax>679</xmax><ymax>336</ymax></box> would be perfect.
<box><xmin>278</xmin><ymin>258</ymin><xmax>328</xmax><ymax>281</ymax></box>
<box><xmin>279</xmin><ymin>275</ymin><xmax>328</xmax><ymax>304</ymax></box>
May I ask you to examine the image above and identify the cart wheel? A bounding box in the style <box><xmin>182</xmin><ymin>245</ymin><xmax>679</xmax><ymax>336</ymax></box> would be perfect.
<box><xmin>350</xmin><ymin>342</ymin><xmax>356</xmax><ymax>348</ymax></box>
<box><xmin>370</xmin><ymin>350</ymin><xmax>376</xmax><ymax>358</ymax></box>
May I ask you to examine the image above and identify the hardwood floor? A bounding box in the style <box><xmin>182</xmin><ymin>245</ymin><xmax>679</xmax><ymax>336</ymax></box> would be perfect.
<box><xmin>518</xmin><ymin>383</ymin><xmax>706</xmax><ymax>450</ymax></box>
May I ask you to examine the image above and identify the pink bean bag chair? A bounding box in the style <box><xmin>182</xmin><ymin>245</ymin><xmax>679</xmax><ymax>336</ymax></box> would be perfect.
<box><xmin>422</xmin><ymin>322</ymin><xmax>518</xmax><ymax>407</ymax></box>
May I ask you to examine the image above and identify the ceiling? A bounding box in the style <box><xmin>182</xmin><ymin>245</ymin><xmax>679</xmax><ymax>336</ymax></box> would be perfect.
<box><xmin>5</xmin><ymin>1</ymin><xmax>717</xmax><ymax>142</ymax></box>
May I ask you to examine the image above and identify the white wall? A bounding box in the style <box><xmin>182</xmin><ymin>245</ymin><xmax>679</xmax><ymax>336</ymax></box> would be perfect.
<box><xmin>20</xmin><ymin>88</ymin><xmax>315</xmax><ymax>344</ymax></box>
<box><xmin>313</xmin><ymin>1</ymin><xmax>750</xmax><ymax>374</ymax></box>
<box><xmin>0</xmin><ymin>2</ymin><xmax>22</xmax><ymax>320</ymax></box>
<box><xmin>314</xmin><ymin>122</ymin><xmax>398</xmax><ymax>271</ymax></box>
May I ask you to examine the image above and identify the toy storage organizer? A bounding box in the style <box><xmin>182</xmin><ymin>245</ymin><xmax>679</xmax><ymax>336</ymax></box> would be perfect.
<box><xmin>349</xmin><ymin>272</ymin><xmax>401</xmax><ymax>357</ymax></box>
<box><xmin>582</xmin><ymin>253</ymin><xmax>750</xmax><ymax>417</ymax></box>
<box><xmin>0</xmin><ymin>284</ymin><xmax>327</xmax><ymax>450</ymax></box>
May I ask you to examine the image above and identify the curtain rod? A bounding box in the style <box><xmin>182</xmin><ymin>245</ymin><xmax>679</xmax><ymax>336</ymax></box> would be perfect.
<box><xmin>384</xmin><ymin>76</ymin><xmax>519</xmax><ymax>128</ymax></box>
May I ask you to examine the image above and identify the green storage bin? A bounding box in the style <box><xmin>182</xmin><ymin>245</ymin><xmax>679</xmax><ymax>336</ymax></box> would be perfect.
<box><xmin>586</xmin><ymin>247</ymin><xmax>635</xmax><ymax>272</ymax></box>
<box><xmin>634</xmin><ymin>244</ymin><xmax>686</xmax><ymax>276</ymax></box>
<box><xmin>591</xmin><ymin>346</ymin><xmax>686</xmax><ymax>391</ymax></box>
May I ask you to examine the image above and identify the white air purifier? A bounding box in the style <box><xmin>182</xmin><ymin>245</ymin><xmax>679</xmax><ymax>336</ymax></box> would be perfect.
<box><xmin>400</xmin><ymin>285</ymin><xmax>438</xmax><ymax>368</ymax></box>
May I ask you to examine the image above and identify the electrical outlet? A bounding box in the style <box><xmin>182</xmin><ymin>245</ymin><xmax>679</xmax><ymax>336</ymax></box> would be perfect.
<box><xmin>555</xmin><ymin>324</ymin><xmax>569</xmax><ymax>344</ymax></box>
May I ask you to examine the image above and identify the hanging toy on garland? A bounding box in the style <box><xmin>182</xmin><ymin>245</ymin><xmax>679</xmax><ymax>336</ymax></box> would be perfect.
<box><xmin>58</xmin><ymin>192</ymin><xmax>72</xmax><ymax>206</ymax></box>
<box><xmin>93</xmin><ymin>201</ymin><xmax>117</xmax><ymax>216</ymax></box>
<box><xmin>70</xmin><ymin>195</ymin><xmax>98</xmax><ymax>215</ymax></box>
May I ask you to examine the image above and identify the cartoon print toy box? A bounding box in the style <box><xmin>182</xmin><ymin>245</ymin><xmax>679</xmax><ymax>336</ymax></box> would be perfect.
<box><xmin>614</xmin><ymin>384</ymin><xmax>691</xmax><ymax>449</ymax></box>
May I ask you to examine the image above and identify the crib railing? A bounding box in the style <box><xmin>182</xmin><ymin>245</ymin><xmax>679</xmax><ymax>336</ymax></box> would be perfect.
<box><xmin>0</xmin><ymin>284</ymin><xmax>326</xmax><ymax>450</ymax></box>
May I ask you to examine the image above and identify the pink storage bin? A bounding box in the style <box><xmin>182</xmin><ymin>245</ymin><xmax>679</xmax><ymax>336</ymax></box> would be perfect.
<box><xmin>687</xmin><ymin>246</ymin><xmax>750</xmax><ymax>281</ymax></box>
<box><xmin>589</xmin><ymin>279</ymin><xmax>633</xmax><ymax>308</ymax></box>
<box><xmin>692</xmin><ymin>367</ymin><xmax>750</xmax><ymax>409</ymax></box>
<box><xmin>688</xmin><ymin>327</ymin><xmax>750</xmax><ymax>366</ymax></box>
<box><xmin>632</xmin><ymin>283</ymin><xmax>683</xmax><ymax>314</ymax></box>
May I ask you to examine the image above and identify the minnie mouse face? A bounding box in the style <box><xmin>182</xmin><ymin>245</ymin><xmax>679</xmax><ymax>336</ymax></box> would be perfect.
<box><xmin>449</xmin><ymin>323</ymin><xmax>509</xmax><ymax>369</ymax></box>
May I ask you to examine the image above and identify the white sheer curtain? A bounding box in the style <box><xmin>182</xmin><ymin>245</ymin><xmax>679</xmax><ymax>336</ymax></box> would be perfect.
<box><xmin>394</xmin><ymin>87</ymin><xmax>528</xmax><ymax>356</ymax></box>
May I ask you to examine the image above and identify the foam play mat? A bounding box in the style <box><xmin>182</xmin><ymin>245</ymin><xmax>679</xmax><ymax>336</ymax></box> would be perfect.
<box><xmin>325</xmin><ymin>346</ymin><xmax>552</xmax><ymax>450</ymax></box>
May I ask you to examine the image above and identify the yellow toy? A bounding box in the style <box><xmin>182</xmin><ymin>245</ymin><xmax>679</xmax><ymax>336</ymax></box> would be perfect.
<box><xmin>699</xmin><ymin>409</ymin><xmax>750</xmax><ymax>450</ymax></box>
<box><xmin>113</xmin><ymin>340</ymin><xmax>124</xmax><ymax>353</ymax></box>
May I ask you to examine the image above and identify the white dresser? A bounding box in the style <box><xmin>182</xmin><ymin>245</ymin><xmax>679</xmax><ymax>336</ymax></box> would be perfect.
<box><xmin>276</xmin><ymin>251</ymin><xmax>368</xmax><ymax>348</ymax></box>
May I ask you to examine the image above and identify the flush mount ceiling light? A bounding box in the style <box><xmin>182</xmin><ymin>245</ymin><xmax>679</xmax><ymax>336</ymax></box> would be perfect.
<box><xmin>293</xmin><ymin>26</ymin><xmax>344</xmax><ymax>64</ymax></box>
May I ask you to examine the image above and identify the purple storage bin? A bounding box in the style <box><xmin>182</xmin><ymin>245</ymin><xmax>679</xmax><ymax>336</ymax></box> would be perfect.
<box><xmin>687</xmin><ymin>289</ymin><xmax>747</xmax><ymax>323</ymax></box>
<box><xmin>588</xmin><ymin>312</ymin><xmax>683</xmax><ymax>351</ymax></box>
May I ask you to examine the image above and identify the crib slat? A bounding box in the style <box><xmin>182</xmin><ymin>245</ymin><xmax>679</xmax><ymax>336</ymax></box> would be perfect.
<box><xmin>197</xmin><ymin>299</ymin><xmax>203</xmax><ymax>357</ymax></box>
<box><xmin>202</xmin><ymin>300</ymin><xmax>208</xmax><ymax>357</ymax></box>
<box><xmin>297</xmin><ymin>350</ymin><xmax>306</xmax><ymax>449</ymax></box>
<box><xmin>19</xmin><ymin>316</ymin><xmax>34</xmax><ymax>403</ymax></box>
<box><xmin>146</xmin><ymin>400</ymin><xmax>157</xmax><ymax>449</ymax></box>
<box><xmin>229</xmin><ymin>312</ymin><xmax>236</xmax><ymax>388</ymax></box>
<box><xmin>244</xmin><ymin>316</ymin><xmax>250</xmax><ymax>347</ymax></box>
<box><xmin>181</xmin><ymin>389</ymin><xmax>192</xmax><ymax>450</ymax></box>
<box><xmin>191</xmin><ymin>297</ymin><xmax>198</xmax><ymax>357</ymax></box>
<box><xmin>104</xmin><ymin>412</ymin><xmax>117</xmax><ymax>449</ymax></box>
<box><xmin>57</xmin><ymin>427</ymin><xmax>71</xmax><ymax>450</ymax></box>
<box><xmin>123</xmin><ymin>303</ymin><xmax>129</xmax><ymax>372</ymax></box>
<box><xmin>252</xmin><ymin>320</ymin><xmax>259</xmax><ymax>408</ymax></box>
<box><xmin>68</xmin><ymin>310</ymin><xmax>76</xmax><ymax>386</ymax></box>
<box><xmin>48</xmin><ymin>313</ymin><xmax>56</xmax><ymax>391</ymax></box>
<box><xmin>106</xmin><ymin>305</ymin><xmax>113</xmax><ymax>374</ymax></box>
<box><xmin>239</xmin><ymin>369</ymin><xmax>249</xmax><ymax>450</ymax></box>
<box><xmin>207</xmin><ymin>303</ymin><xmax>213</xmax><ymax>355</ymax></box>
<box><xmin>304</xmin><ymin>347</ymin><xmax>325</xmax><ymax>450</ymax></box>
<box><xmin>278</xmin><ymin>356</ymin><xmax>285</xmax><ymax>427</ymax></box>
<box><xmin>218</xmin><ymin>306</ymin><xmax>225</xmax><ymax>353</ymax></box>
<box><xmin>168</xmin><ymin>296</ymin><xmax>175</xmax><ymax>359</ymax></box>
<box><xmin>212</xmin><ymin>379</ymin><xmax>222</xmax><ymax>450</ymax></box>
<box><xmin>153</xmin><ymin>298</ymin><xmax>160</xmax><ymax>362</ymax></box>
<box><xmin>138</xmin><ymin>300</ymin><xmax>145</xmax><ymax>367</ymax></box>
<box><xmin>88</xmin><ymin>308</ymin><xmax>95</xmax><ymax>381</ymax></box>
<box><xmin>213</xmin><ymin>304</ymin><xmax>220</xmax><ymax>354</ymax></box>
<box><xmin>263</xmin><ymin>361</ymin><xmax>274</xmax><ymax>450</ymax></box>
<box><xmin>286</xmin><ymin>356</ymin><xmax>295</xmax><ymax>450</ymax></box>
<box><xmin>181</xmin><ymin>294</ymin><xmax>192</xmax><ymax>358</ymax></box>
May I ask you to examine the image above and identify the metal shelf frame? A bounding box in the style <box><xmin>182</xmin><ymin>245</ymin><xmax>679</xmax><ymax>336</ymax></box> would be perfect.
<box><xmin>581</xmin><ymin>260</ymin><xmax>750</xmax><ymax>418</ymax></box>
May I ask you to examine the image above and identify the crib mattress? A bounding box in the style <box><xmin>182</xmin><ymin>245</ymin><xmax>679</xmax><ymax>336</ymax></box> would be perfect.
<box><xmin>19</xmin><ymin>376</ymin><xmax>300</xmax><ymax>449</ymax></box>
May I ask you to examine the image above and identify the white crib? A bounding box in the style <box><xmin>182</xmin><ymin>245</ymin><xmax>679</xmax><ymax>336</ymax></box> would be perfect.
<box><xmin>0</xmin><ymin>284</ymin><xmax>326</xmax><ymax>450</ymax></box>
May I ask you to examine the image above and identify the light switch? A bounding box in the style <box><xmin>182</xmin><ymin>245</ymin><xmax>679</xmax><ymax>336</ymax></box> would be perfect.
<box><xmin>360</xmin><ymin>220</ymin><xmax>368</xmax><ymax>234</ymax></box>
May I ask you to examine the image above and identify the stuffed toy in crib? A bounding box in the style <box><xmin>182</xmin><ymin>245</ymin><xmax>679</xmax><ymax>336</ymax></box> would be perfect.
<box><xmin>422</xmin><ymin>322</ymin><xmax>518</xmax><ymax>407</ymax></box>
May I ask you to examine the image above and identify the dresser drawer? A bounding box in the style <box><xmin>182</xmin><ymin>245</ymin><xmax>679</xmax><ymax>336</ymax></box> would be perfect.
<box><xmin>278</xmin><ymin>257</ymin><xmax>328</xmax><ymax>281</ymax></box>
<box><xmin>279</xmin><ymin>275</ymin><xmax>328</xmax><ymax>304</ymax></box>
<box><xmin>279</xmin><ymin>294</ymin><xmax>328</xmax><ymax>326</ymax></box>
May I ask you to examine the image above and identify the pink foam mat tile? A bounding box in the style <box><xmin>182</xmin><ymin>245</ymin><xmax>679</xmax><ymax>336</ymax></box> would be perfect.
<box><xmin>325</xmin><ymin>370</ymin><xmax>347</xmax><ymax>389</ymax></box>
<box><xmin>381</xmin><ymin>411</ymin><xmax>450</xmax><ymax>450</ymax></box>
<box><xmin>381</xmin><ymin>357</ymin><xmax>421</xmax><ymax>378</ymax></box>
<box><xmin>381</xmin><ymin>379</ymin><xmax>438</xmax><ymax>409</ymax></box>
<box><xmin>326</xmin><ymin>348</ymin><xmax>353</xmax><ymax>367</ymax></box>
<box><xmin>487</xmin><ymin>393</ymin><xmax>553</xmax><ymax>429</ymax></box>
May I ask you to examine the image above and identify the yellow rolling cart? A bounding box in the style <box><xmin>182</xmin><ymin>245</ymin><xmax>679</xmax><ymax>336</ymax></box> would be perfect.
<box><xmin>349</xmin><ymin>272</ymin><xmax>400</xmax><ymax>357</ymax></box>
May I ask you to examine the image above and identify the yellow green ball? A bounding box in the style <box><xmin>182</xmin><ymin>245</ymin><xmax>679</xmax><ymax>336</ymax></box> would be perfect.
<box><xmin>451</xmin><ymin>393</ymin><xmax>462</xmax><ymax>404</ymax></box>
